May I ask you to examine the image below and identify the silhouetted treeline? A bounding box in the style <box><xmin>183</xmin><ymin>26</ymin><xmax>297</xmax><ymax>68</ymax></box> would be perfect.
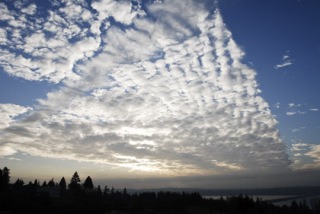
<box><xmin>0</xmin><ymin>167</ymin><xmax>319</xmax><ymax>214</ymax></box>
<box><xmin>196</xmin><ymin>187</ymin><xmax>320</xmax><ymax>197</ymax></box>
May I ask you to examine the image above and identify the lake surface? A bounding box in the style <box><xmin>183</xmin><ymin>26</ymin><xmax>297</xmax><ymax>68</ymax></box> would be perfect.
<box><xmin>203</xmin><ymin>195</ymin><xmax>320</xmax><ymax>209</ymax></box>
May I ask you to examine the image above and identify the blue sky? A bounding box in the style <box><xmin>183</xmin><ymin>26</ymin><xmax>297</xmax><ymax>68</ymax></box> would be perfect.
<box><xmin>0</xmin><ymin>0</ymin><xmax>319</xmax><ymax>188</ymax></box>
<box><xmin>219</xmin><ymin>0</ymin><xmax>320</xmax><ymax>166</ymax></box>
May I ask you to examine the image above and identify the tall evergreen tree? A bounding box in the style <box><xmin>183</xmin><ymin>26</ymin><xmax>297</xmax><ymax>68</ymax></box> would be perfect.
<box><xmin>33</xmin><ymin>179</ymin><xmax>40</xmax><ymax>187</ymax></box>
<box><xmin>14</xmin><ymin>178</ymin><xmax>24</xmax><ymax>188</ymax></box>
<box><xmin>69</xmin><ymin>171</ymin><xmax>81</xmax><ymax>192</ymax></box>
<box><xmin>96</xmin><ymin>185</ymin><xmax>102</xmax><ymax>197</ymax></box>
<box><xmin>0</xmin><ymin>167</ymin><xmax>10</xmax><ymax>191</ymax></box>
<box><xmin>59</xmin><ymin>177</ymin><xmax>67</xmax><ymax>196</ymax></box>
<box><xmin>103</xmin><ymin>185</ymin><xmax>109</xmax><ymax>197</ymax></box>
<box><xmin>123</xmin><ymin>187</ymin><xmax>128</xmax><ymax>195</ymax></box>
<box><xmin>83</xmin><ymin>176</ymin><xmax>94</xmax><ymax>190</ymax></box>
<box><xmin>2</xmin><ymin>167</ymin><xmax>10</xmax><ymax>186</ymax></box>
<box><xmin>48</xmin><ymin>178</ymin><xmax>55</xmax><ymax>187</ymax></box>
<box><xmin>0</xmin><ymin>168</ymin><xmax>3</xmax><ymax>191</ymax></box>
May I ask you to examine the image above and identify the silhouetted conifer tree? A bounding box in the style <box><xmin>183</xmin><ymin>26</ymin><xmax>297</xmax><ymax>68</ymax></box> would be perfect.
<box><xmin>0</xmin><ymin>168</ymin><xmax>3</xmax><ymax>191</ymax></box>
<box><xmin>48</xmin><ymin>178</ymin><xmax>55</xmax><ymax>187</ymax></box>
<box><xmin>123</xmin><ymin>187</ymin><xmax>127</xmax><ymax>195</ymax></box>
<box><xmin>97</xmin><ymin>185</ymin><xmax>102</xmax><ymax>197</ymax></box>
<box><xmin>103</xmin><ymin>185</ymin><xmax>109</xmax><ymax>197</ymax></box>
<box><xmin>59</xmin><ymin>177</ymin><xmax>67</xmax><ymax>196</ymax></box>
<box><xmin>33</xmin><ymin>179</ymin><xmax>40</xmax><ymax>187</ymax></box>
<box><xmin>14</xmin><ymin>178</ymin><xmax>24</xmax><ymax>187</ymax></box>
<box><xmin>1</xmin><ymin>167</ymin><xmax>10</xmax><ymax>191</ymax></box>
<box><xmin>69</xmin><ymin>171</ymin><xmax>81</xmax><ymax>195</ymax></box>
<box><xmin>83</xmin><ymin>176</ymin><xmax>94</xmax><ymax>190</ymax></box>
<box><xmin>111</xmin><ymin>186</ymin><xmax>115</xmax><ymax>195</ymax></box>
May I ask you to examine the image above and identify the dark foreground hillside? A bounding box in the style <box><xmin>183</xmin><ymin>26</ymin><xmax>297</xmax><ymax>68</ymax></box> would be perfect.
<box><xmin>1</xmin><ymin>167</ymin><xmax>319</xmax><ymax>214</ymax></box>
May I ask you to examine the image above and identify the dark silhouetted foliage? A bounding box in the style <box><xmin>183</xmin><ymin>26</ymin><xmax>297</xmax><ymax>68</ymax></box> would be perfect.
<box><xmin>0</xmin><ymin>166</ymin><xmax>319</xmax><ymax>214</ymax></box>
<box><xmin>48</xmin><ymin>178</ymin><xmax>55</xmax><ymax>187</ymax></box>
<box><xmin>83</xmin><ymin>176</ymin><xmax>94</xmax><ymax>190</ymax></box>
<box><xmin>0</xmin><ymin>167</ymin><xmax>10</xmax><ymax>192</ymax></box>
<box><xmin>59</xmin><ymin>176</ymin><xmax>67</xmax><ymax>196</ymax></box>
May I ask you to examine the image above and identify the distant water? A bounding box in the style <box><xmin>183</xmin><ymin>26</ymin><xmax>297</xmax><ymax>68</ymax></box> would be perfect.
<box><xmin>203</xmin><ymin>195</ymin><xmax>320</xmax><ymax>209</ymax></box>
<box><xmin>273</xmin><ymin>195</ymin><xmax>320</xmax><ymax>208</ymax></box>
<box><xmin>203</xmin><ymin>195</ymin><xmax>294</xmax><ymax>201</ymax></box>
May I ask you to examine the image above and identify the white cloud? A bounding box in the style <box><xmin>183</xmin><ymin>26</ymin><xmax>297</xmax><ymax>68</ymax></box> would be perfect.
<box><xmin>274</xmin><ymin>51</ymin><xmax>293</xmax><ymax>69</ymax></box>
<box><xmin>310</xmin><ymin>108</ymin><xmax>319</xmax><ymax>112</ymax></box>
<box><xmin>0</xmin><ymin>0</ymin><xmax>291</xmax><ymax>176</ymax></box>
<box><xmin>290</xmin><ymin>143</ymin><xmax>320</xmax><ymax>170</ymax></box>
<box><xmin>274</xmin><ymin>102</ymin><xmax>280</xmax><ymax>109</ymax></box>
<box><xmin>0</xmin><ymin>3</ymin><xmax>14</xmax><ymax>21</ymax></box>
<box><xmin>91</xmin><ymin>0</ymin><xmax>138</xmax><ymax>25</ymax></box>
<box><xmin>286</xmin><ymin>103</ymin><xmax>306</xmax><ymax>116</ymax></box>
<box><xmin>0</xmin><ymin>104</ymin><xmax>32</xmax><ymax>129</ymax></box>
<box><xmin>286</xmin><ymin>111</ymin><xmax>306</xmax><ymax>116</ymax></box>
<box><xmin>306</xmin><ymin>145</ymin><xmax>320</xmax><ymax>158</ymax></box>
<box><xmin>0</xmin><ymin>1</ymin><xmax>100</xmax><ymax>83</ymax></box>
<box><xmin>291</xmin><ymin>127</ymin><xmax>305</xmax><ymax>133</ymax></box>
<box><xmin>21</xmin><ymin>3</ymin><xmax>37</xmax><ymax>15</ymax></box>
<box><xmin>286</xmin><ymin>112</ymin><xmax>296</xmax><ymax>116</ymax></box>
<box><xmin>288</xmin><ymin>103</ymin><xmax>301</xmax><ymax>108</ymax></box>
<box><xmin>0</xmin><ymin>145</ymin><xmax>17</xmax><ymax>157</ymax></box>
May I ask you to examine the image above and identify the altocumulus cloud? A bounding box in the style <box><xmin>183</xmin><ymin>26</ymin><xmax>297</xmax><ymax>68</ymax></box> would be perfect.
<box><xmin>0</xmin><ymin>0</ymin><xmax>290</xmax><ymax>176</ymax></box>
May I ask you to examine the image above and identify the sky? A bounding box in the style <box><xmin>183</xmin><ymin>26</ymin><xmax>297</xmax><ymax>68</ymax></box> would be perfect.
<box><xmin>0</xmin><ymin>0</ymin><xmax>320</xmax><ymax>189</ymax></box>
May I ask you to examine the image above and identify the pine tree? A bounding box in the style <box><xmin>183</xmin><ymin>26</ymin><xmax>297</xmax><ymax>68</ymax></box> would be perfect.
<box><xmin>59</xmin><ymin>177</ymin><xmax>67</xmax><ymax>196</ymax></box>
<box><xmin>33</xmin><ymin>179</ymin><xmax>40</xmax><ymax>187</ymax></box>
<box><xmin>103</xmin><ymin>185</ymin><xmax>109</xmax><ymax>197</ymax></box>
<box><xmin>14</xmin><ymin>178</ymin><xmax>24</xmax><ymax>187</ymax></box>
<box><xmin>83</xmin><ymin>176</ymin><xmax>94</xmax><ymax>190</ymax></box>
<box><xmin>0</xmin><ymin>168</ymin><xmax>3</xmax><ymax>191</ymax></box>
<box><xmin>2</xmin><ymin>167</ymin><xmax>10</xmax><ymax>190</ymax></box>
<box><xmin>69</xmin><ymin>171</ymin><xmax>81</xmax><ymax>192</ymax></box>
<box><xmin>96</xmin><ymin>185</ymin><xmax>102</xmax><ymax>197</ymax></box>
<box><xmin>48</xmin><ymin>178</ymin><xmax>55</xmax><ymax>187</ymax></box>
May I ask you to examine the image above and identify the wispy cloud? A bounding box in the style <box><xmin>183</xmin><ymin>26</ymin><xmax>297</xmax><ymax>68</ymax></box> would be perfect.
<box><xmin>0</xmin><ymin>145</ymin><xmax>17</xmax><ymax>157</ymax></box>
<box><xmin>274</xmin><ymin>102</ymin><xmax>281</xmax><ymax>109</ymax></box>
<box><xmin>0</xmin><ymin>104</ymin><xmax>32</xmax><ymax>129</ymax></box>
<box><xmin>0</xmin><ymin>0</ymin><xmax>290</xmax><ymax>176</ymax></box>
<box><xmin>291</xmin><ymin>127</ymin><xmax>305</xmax><ymax>133</ymax></box>
<box><xmin>274</xmin><ymin>51</ymin><xmax>294</xmax><ymax>69</ymax></box>
<box><xmin>309</xmin><ymin>108</ymin><xmax>319</xmax><ymax>112</ymax></box>
<box><xmin>291</xmin><ymin>143</ymin><xmax>320</xmax><ymax>170</ymax></box>
<box><xmin>286</xmin><ymin>111</ymin><xmax>306</xmax><ymax>116</ymax></box>
<box><xmin>286</xmin><ymin>102</ymin><xmax>306</xmax><ymax>116</ymax></box>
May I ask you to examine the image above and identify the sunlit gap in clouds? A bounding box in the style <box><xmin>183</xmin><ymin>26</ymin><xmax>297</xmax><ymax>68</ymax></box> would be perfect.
<box><xmin>0</xmin><ymin>0</ymin><xmax>290</xmax><ymax>178</ymax></box>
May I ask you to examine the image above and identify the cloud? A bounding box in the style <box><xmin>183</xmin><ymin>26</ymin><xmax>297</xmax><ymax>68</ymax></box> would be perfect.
<box><xmin>288</xmin><ymin>103</ymin><xmax>301</xmax><ymax>108</ymax></box>
<box><xmin>21</xmin><ymin>3</ymin><xmax>37</xmax><ymax>15</ymax></box>
<box><xmin>306</xmin><ymin>145</ymin><xmax>320</xmax><ymax>164</ymax></box>
<box><xmin>0</xmin><ymin>0</ymin><xmax>291</xmax><ymax>176</ymax></box>
<box><xmin>290</xmin><ymin>143</ymin><xmax>320</xmax><ymax>170</ymax></box>
<box><xmin>291</xmin><ymin>127</ymin><xmax>305</xmax><ymax>133</ymax></box>
<box><xmin>286</xmin><ymin>103</ymin><xmax>306</xmax><ymax>116</ymax></box>
<box><xmin>274</xmin><ymin>51</ymin><xmax>293</xmax><ymax>69</ymax></box>
<box><xmin>0</xmin><ymin>145</ymin><xmax>17</xmax><ymax>157</ymax></box>
<box><xmin>91</xmin><ymin>0</ymin><xmax>141</xmax><ymax>25</ymax></box>
<box><xmin>274</xmin><ymin>102</ymin><xmax>280</xmax><ymax>109</ymax></box>
<box><xmin>0</xmin><ymin>0</ymin><xmax>100</xmax><ymax>83</ymax></box>
<box><xmin>286</xmin><ymin>111</ymin><xmax>305</xmax><ymax>116</ymax></box>
<box><xmin>0</xmin><ymin>104</ymin><xmax>32</xmax><ymax>129</ymax></box>
<box><xmin>310</xmin><ymin>108</ymin><xmax>319</xmax><ymax>112</ymax></box>
<box><xmin>291</xmin><ymin>143</ymin><xmax>309</xmax><ymax>152</ymax></box>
